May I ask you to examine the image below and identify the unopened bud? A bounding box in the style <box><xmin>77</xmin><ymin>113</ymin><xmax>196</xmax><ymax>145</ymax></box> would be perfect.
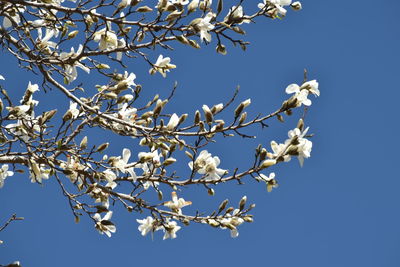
<box><xmin>202</xmin><ymin>105</ymin><xmax>213</xmax><ymax>125</ymax></box>
<box><xmin>239</xmin><ymin>112</ymin><xmax>247</xmax><ymax>125</ymax></box>
<box><xmin>291</xmin><ymin>1</ymin><xmax>302</xmax><ymax>10</ymax></box>
<box><xmin>136</xmin><ymin>5</ymin><xmax>153</xmax><ymax>12</ymax></box>
<box><xmin>239</xmin><ymin>196</ymin><xmax>247</xmax><ymax>210</ymax></box>
<box><xmin>218</xmin><ymin>199</ymin><xmax>228</xmax><ymax>213</ymax></box>
<box><xmin>260</xmin><ymin>159</ymin><xmax>276</xmax><ymax>169</ymax></box>
<box><xmin>96</xmin><ymin>142</ymin><xmax>109</xmax><ymax>153</ymax></box>
<box><xmin>208</xmin><ymin>188</ymin><xmax>215</xmax><ymax>196</ymax></box>
<box><xmin>163</xmin><ymin>157</ymin><xmax>176</xmax><ymax>166</ymax></box>
<box><xmin>297</xmin><ymin>118</ymin><xmax>304</xmax><ymax>131</ymax></box>
<box><xmin>194</xmin><ymin>110</ymin><xmax>201</xmax><ymax>124</ymax></box>
<box><xmin>80</xmin><ymin>136</ymin><xmax>88</xmax><ymax>149</ymax></box>
<box><xmin>216</xmin><ymin>44</ymin><xmax>227</xmax><ymax>55</ymax></box>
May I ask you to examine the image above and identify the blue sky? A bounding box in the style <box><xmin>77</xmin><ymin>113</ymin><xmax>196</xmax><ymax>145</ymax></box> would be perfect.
<box><xmin>1</xmin><ymin>1</ymin><xmax>400</xmax><ymax>266</ymax></box>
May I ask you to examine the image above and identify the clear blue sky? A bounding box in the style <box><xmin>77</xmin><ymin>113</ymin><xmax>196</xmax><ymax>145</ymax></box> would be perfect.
<box><xmin>1</xmin><ymin>1</ymin><xmax>400</xmax><ymax>266</ymax></box>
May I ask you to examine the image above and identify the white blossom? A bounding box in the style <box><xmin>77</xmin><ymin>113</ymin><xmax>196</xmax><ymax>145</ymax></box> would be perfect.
<box><xmin>285</xmin><ymin>80</ymin><xmax>319</xmax><ymax>107</ymax></box>
<box><xmin>59</xmin><ymin>45</ymin><xmax>90</xmax><ymax>83</ymax></box>
<box><xmin>256</xmin><ymin>172</ymin><xmax>278</xmax><ymax>192</ymax></box>
<box><xmin>93</xmin><ymin>211</ymin><xmax>116</xmax><ymax>237</ymax></box>
<box><xmin>3</xmin><ymin>4</ymin><xmax>25</xmax><ymax>29</ymax></box>
<box><xmin>36</xmin><ymin>28</ymin><xmax>59</xmax><ymax>51</ymax></box>
<box><xmin>224</xmin><ymin>6</ymin><xmax>251</xmax><ymax>25</ymax></box>
<box><xmin>164</xmin><ymin>191</ymin><xmax>192</xmax><ymax>214</ymax></box>
<box><xmin>189</xmin><ymin>150</ymin><xmax>227</xmax><ymax>181</ymax></box>
<box><xmin>220</xmin><ymin>209</ymin><xmax>244</xmax><ymax>238</ymax></box>
<box><xmin>67</xmin><ymin>101</ymin><xmax>80</xmax><ymax>119</ymax></box>
<box><xmin>113</xmin><ymin>148</ymin><xmax>137</xmax><ymax>180</ymax></box>
<box><xmin>149</xmin><ymin>55</ymin><xmax>176</xmax><ymax>78</ymax></box>
<box><xmin>258</xmin><ymin>0</ymin><xmax>292</xmax><ymax>16</ymax></box>
<box><xmin>93</xmin><ymin>24</ymin><xmax>118</xmax><ymax>50</ymax></box>
<box><xmin>30</xmin><ymin>162</ymin><xmax>50</xmax><ymax>184</ymax></box>
<box><xmin>166</xmin><ymin>113</ymin><xmax>180</xmax><ymax>131</ymax></box>
<box><xmin>162</xmin><ymin>219</ymin><xmax>181</xmax><ymax>240</ymax></box>
<box><xmin>137</xmin><ymin>216</ymin><xmax>161</xmax><ymax>236</ymax></box>
<box><xmin>103</xmin><ymin>169</ymin><xmax>117</xmax><ymax>189</ymax></box>
<box><xmin>0</xmin><ymin>165</ymin><xmax>14</xmax><ymax>188</ymax></box>
<box><xmin>195</xmin><ymin>12</ymin><xmax>215</xmax><ymax>42</ymax></box>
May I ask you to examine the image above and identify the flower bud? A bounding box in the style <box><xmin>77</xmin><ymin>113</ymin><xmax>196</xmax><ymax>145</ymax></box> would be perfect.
<box><xmin>208</xmin><ymin>188</ymin><xmax>215</xmax><ymax>196</ymax></box>
<box><xmin>239</xmin><ymin>112</ymin><xmax>247</xmax><ymax>125</ymax></box>
<box><xmin>239</xmin><ymin>196</ymin><xmax>247</xmax><ymax>210</ymax></box>
<box><xmin>216</xmin><ymin>44</ymin><xmax>227</xmax><ymax>55</ymax></box>
<box><xmin>80</xmin><ymin>136</ymin><xmax>88</xmax><ymax>149</ymax></box>
<box><xmin>202</xmin><ymin>105</ymin><xmax>214</xmax><ymax>125</ymax></box>
<box><xmin>163</xmin><ymin>157</ymin><xmax>176</xmax><ymax>166</ymax></box>
<box><xmin>67</xmin><ymin>30</ymin><xmax>79</xmax><ymax>39</ymax></box>
<box><xmin>291</xmin><ymin>1</ymin><xmax>302</xmax><ymax>10</ymax></box>
<box><xmin>194</xmin><ymin>110</ymin><xmax>201</xmax><ymax>124</ymax></box>
<box><xmin>260</xmin><ymin>159</ymin><xmax>276</xmax><ymax>169</ymax></box>
<box><xmin>136</xmin><ymin>5</ymin><xmax>153</xmax><ymax>12</ymax></box>
<box><xmin>218</xmin><ymin>199</ymin><xmax>228</xmax><ymax>213</ymax></box>
<box><xmin>96</xmin><ymin>142</ymin><xmax>109</xmax><ymax>153</ymax></box>
<box><xmin>211</xmin><ymin>103</ymin><xmax>223</xmax><ymax>114</ymax></box>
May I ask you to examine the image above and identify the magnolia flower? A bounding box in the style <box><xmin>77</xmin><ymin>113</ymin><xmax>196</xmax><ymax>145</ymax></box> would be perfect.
<box><xmin>0</xmin><ymin>165</ymin><xmax>14</xmax><ymax>188</ymax></box>
<box><xmin>162</xmin><ymin>219</ymin><xmax>181</xmax><ymax>240</ymax></box>
<box><xmin>6</xmin><ymin>105</ymin><xmax>30</xmax><ymax>117</ymax></box>
<box><xmin>3</xmin><ymin>4</ymin><xmax>25</xmax><ymax>29</ymax></box>
<box><xmin>224</xmin><ymin>6</ymin><xmax>251</xmax><ymax>25</ymax></box>
<box><xmin>93</xmin><ymin>211</ymin><xmax>116</xmax><ymax>237</ymax></box>
<box><xmin>59</xmin><ymin>45</ymin><xmax>90</xmax><ymax>83</ymax></box>
<box><xmin>192</xmin><ymin>12</ymin><xmax>215</xmax><ymax>42</ymax></box>
<box><xmin>60</xmin><ymin>156</ymin><xmax>84</xmax><ymax>183</ymax></box>
<box><xmin>137</xmin><ymin>216</ymin><xmax>161</xmax><ymax>236</ymax></box>
<box><xmin>112</xmin><ymin>71</ymin><xmax>136</xmax><ymax>92</ymax></box>
<box><xmin>258</xmin><ymin>0</ymin><xmax>292</xmax><ymax>16</ymax></box>
<box><xmin>67</xmin><ymin>101</ymin><xmax>80</xmax><ymax>120</ymax></box>
<box><xmin>113</xmin><ymin>148</ymin><xmax>136</xmax><ymax>179</ymax></box>
<box><xmin>285</xmin><ymin>80</ymin><xmax>320</xmax><ymax>107</ymax></box>
<box><xmin>269</xmin><ymin>140</ymin><xmax>291</xmax><ymax>162</ymax></box>
<box><xmin>103</xmin><ymin>169</ymin><xmax>117</xmax><ymax>189</ymax></box>
<box><xmin>30</xmin><ymin>162</ymin><xmax>50</xmax><ymax>184</ymax></box>
<box><xmin>36</xmin><ymin>28</ymin><xmax>59</xmax><ymax>51</ymax></box>
<box><xmin>199</xmin><ymin>0</ymin><xmax>212</xmax><ymax>10</ymax></box>
<box><xmin>171</xmin><ymin>0</ymin><xmax>189</xmax><ymax>5</ymax></box>
<box><xmin>256</xmin><ymin>173</ymin><xmax>278</xmax><ymax>192</ymax></box>
<box><xmin>93</xmin><ymin>24</ymin><xmax>118</xmax><ymax>50</ymax></box>
<box><xmin>166</xmin><ymin>113</ymin><xmax>179</xmax><ymax>131</ymax></box>
<box><xmin>117</xmin><ymin>103</ymin><xmax>137</xmax><ymax>122</ymax></box>
<box><xmin>189</xmin><ymin>150</ymin><xmax>227</xmax><ymax>181</ymax></box>
<box><xmin>164</xmin><ymin>191</ymin><xmax>192</xmax><ymax>214</ymax></box>
<box><xmin>220</xmin><ymin>209</ymin><xmax>244</xmax><ymax>238</ymax></box>
<box><xmin>138</xmin><ymin>150</ymin><xmax>161</xmax><ymax>164</ymax></box>
<box><xmin>149</xmin><ymin>55</ymin><xmax>176</xmax><ymax>78</ymax></box>
<box><xmin>5</xmin><ymin>119</ymin><xmax>40</xmax><ymax>142</ymax></box>
<box><xmin>287</xmin><ymin>127</ymin><xmax>312</xmax><ymax>167</ymax></box>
